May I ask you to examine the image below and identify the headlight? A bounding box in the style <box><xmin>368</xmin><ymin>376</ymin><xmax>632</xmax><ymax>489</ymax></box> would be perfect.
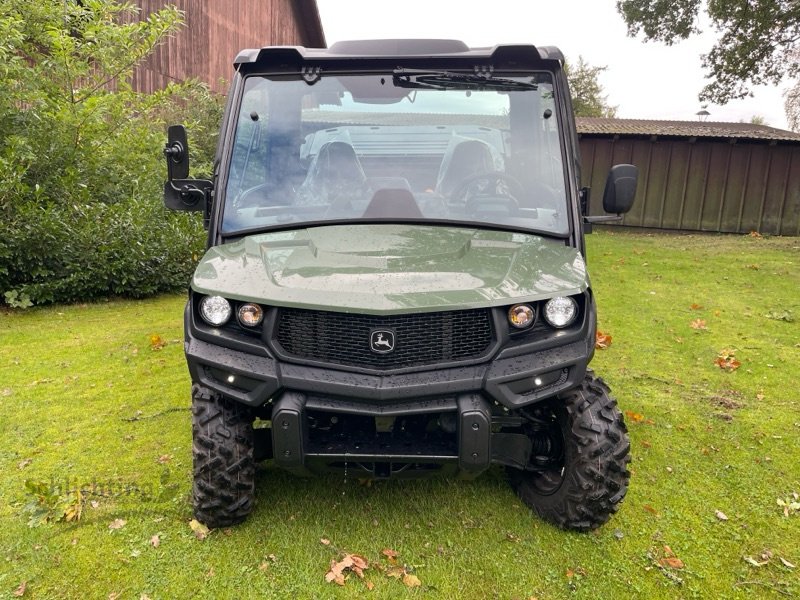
<box><xmin>543</xmin><ymin>296</ymin><xmax>578</xmax><ymax>328</ymax></box>
<box><xmin>199</xmin><ymin>295</ymin><xmax>232</xmax><ymax>326</ymax></box>
<box><xmin>237</xmin><ymin>303</ymin><xmax>264</xmax><ymax>327</ymax></box>
<box><xmin>508</xmin><ymin>304</ymin><xmax>535</xmax><ymax>329</ymax></box>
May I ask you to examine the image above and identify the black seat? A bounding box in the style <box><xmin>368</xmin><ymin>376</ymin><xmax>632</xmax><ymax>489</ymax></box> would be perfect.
<box><xmin>299</xmin><ymin>141</ymin><xmax>369</xmax><ymax>205</ymax></box>
<box><xmin>435</xmin><ymin>139</ymin><xmax>496</xmax><ymax>198</ymax></box>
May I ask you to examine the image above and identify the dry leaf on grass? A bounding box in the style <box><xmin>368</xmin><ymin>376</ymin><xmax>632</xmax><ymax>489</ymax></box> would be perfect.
<box><xmin>108</xmin><ymin>518</ymin><xmax>126</xmax><ymax>530</ymax></box>
<box><xmin>690</xmin><ymin>319</ymin><xmax>708</xmax><ymax>330</ymax></box>
<box><xmin>714</xmin><ymin>348</ymin><xmax>741</xmax><ymax>372</ymax></box>
<box><xmin>595</xmin><ymin>331</ymin><xmax>612</xmax><ymax>349</ymax></box>
<box><xmin>189</xmin><ymin>519</ymin><xmax>210</xmax><ymax>540</ymax></box>
<box><xmin>325</xmin><ymin>554</ymin><xmax>369</xmax><ymax>586</ymax></box>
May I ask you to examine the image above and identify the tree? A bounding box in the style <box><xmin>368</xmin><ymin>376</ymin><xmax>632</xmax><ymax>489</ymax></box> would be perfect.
<box><xmin>565</xmin><ymin>56</ymin><xmax>618</xmax><ymax>118</ymax></box>
<box><xmin>617</xmin><ymin>0</ymin><xmax>800</xmax><ymax>106</ymax></box>
<box><xmin>0</xmin><ymin>0</ymin><xmax>221</xmax><ymax>307</ymax></box>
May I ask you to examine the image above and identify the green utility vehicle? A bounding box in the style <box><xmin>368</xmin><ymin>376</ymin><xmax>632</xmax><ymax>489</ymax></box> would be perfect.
<box><xmin>164</xmin><ymin>39</ymin><xmax>638</xmax><ymax>531</ymax></box>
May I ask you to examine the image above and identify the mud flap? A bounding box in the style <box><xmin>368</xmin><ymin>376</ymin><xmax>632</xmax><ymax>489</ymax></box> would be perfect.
<box><xmin>271</xmin><ymin>391</ymin><xmax>312</xmax><ymax>476</ymax></box>
<box><xmin>457</xmin><ymin>394</ymin><xmax>491</xmax><ymax>477</ymax></box>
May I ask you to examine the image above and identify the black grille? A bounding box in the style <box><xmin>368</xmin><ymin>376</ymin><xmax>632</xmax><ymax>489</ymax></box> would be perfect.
<box><xmin>275</xmin><ymin>308</ymin><xmax>493</xmax><ymax>370</ymax></box>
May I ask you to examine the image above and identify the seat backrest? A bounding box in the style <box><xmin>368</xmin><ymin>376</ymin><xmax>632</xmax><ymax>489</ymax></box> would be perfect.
<box><xmin>300</xmin><ymin>141</ymin><xmax>367</xmax><ymax>202</ymax></box>
<box><xmin>435</xmin><ymin>139</ymin><xmax>496</xmax><ymax>197</ymax></box>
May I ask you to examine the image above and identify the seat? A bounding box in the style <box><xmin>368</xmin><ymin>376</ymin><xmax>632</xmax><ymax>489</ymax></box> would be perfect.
<box><xmin>435</xmin><ymin>139</ymin><xmax>497</xmax><ymax>198</ymax></box>
<box><xmin>298</xmin><ymin>141</ymin><xmax>369</xmax><ymax>206</ymax></box>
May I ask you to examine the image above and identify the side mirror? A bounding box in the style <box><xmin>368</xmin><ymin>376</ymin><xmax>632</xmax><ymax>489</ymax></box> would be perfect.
<box><xmin>163</xmin><ymin>124</ymin><xmax>212</xmax><ymax>214</ymax></box>
<box><xmin>165</xmin><ymin>125</ymin><xmax>190</xmax><ymax>180</ymax></box>
<box><xmin>602</xmin><ymin>164</ymin><xmax>638</xmax><ymax>214</ymax></box>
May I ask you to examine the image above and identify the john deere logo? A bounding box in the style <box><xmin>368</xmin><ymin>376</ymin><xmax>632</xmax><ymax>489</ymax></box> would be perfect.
<box><xmin>370</xmin><ymin>329</ymin><xmax>395</xmax><ymax>354</ymax></box>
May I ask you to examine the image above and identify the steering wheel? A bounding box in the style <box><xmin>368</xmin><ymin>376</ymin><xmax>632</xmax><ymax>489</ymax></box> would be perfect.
<box><xmin>450</xmin><ymin>171</ymin><xmax>522</xmax><ymax>214</ymax></box>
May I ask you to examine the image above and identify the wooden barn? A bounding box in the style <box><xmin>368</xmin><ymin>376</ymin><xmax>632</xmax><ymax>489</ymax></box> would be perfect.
<box><xmin>578</xmin><ymin>118</ymin><xmax>800</xmax><ymax>236</ymax></box>
<box><xmin>131</xmin><ymin>0</ymin><xmax>326</xmax><ymax>94</ymax></box>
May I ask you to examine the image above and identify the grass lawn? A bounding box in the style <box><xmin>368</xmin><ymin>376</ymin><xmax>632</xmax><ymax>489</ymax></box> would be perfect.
<box><xmin>0</xmin><ymin>229</ymin><xmax>798</xmax><ymax>599</ymax></box>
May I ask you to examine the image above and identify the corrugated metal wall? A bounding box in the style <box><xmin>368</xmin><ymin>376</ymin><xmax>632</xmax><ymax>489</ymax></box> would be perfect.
<box><xmin>132</xmin><ymin>0</ymin><xmax>315</xmax><ymax>94</ymax></box>
<box><xmin>580</xmin><ymin>137</ymin><xmax>800</xmax><ymax>236</ymax></box>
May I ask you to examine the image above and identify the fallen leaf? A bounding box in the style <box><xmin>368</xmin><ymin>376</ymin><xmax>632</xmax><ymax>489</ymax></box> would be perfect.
<box><xmin>157</xmin><ymin>454</ymin><xmax>172</xmax><ymax>464</ymax></box>
<box><xmin>749</xmin><ymin>230</ymin><xmax>763</xmax><ymax>238</ymax></box>
<box><xmin>779</xmin><ymin>557</ymin><xmax>796</xmax><ymax>569</ymax></box>
<box><xmin>643</xmin><ymin>504</ymin><xmax>659</xmax><ymax>516</ymax></box>
<box><xmin>325</xmin><ymin>553</ymin><xmax>369</xmax><ymax>585</ymax></box>
<box><xmin>150</xmin><ymin>535</ymin><xmax>160</xmax><ymax>548</ymax></box>
<box><xmin>381</xmin><ymin>548</ymin><xmax>398</xmax><ymax>560</ymax></box>
<box><xmin>690</xmin><ymin>319</ymin><xmax>707</xmax><ymax>330</ymax></box>
<box><xmin>744</xmin><ymin>555</ymin><xmax>768</xmax><ymax>567</ymax></box>
<box><xmin>659</xmin><ymin>557</ymin><xmax>684</xmax><ymax>569</ymax></box>
<box><xmin>566</xmin><ymin>568</ymin><xmax>574</xmax><ymax>579</ymax></box>
<box><xmin>149</xmin><ymin>334</ymin><xmax>166</xmax><ymax>350</ymax></box>
<box><xmin>690</xmin><ymin>303</ymin><xmax>703</xmax><ymax>310</ymax></box>
<box><xmin>715</xmin><ymin>510</ymin><xmax>728</xmax><ymax>521</ymax></box>
<box><xmin>189</xmin><ymin>519</ymin><xmax>210</xmax><ymax>540</ymax></box>
<box><xmin>108</xmin><ymin>593</ymin><xmax>121</xmax><ymax>600</ymax></box>
<box><xmin>402</xmin><ymin>573</ymin><xmax>422</xmax><ymax>588</ymax></box>
<box><xmin>13</xmin><ymin>581</ymin><xmax>26</xmax><ymax>597</ymax></box>
<box><xmin>714</xmin><ymin>348</ymin><xmax>741</xmax><ymax>372</ymax></box>
<box><xmin>17</xmin><ymin>458</ymin><xmax>32</xmax><ymax>469</ymax></box>
<box><xmin>320</xmin><ymin>538</ymin><xmax>331</xmax><ymax>546</ymax></box>
<box><xmin>108</xmin><ymin>518</ymin><xmax>126</xmax><ymax>530</ymax></box>
<box><xmin>625</xmin><ymin>410</ymin><xmax>645</xmax><ymax>423</ymax></box>
<box><xmin>366</xmin><ymin>581</ymin><xmax>375</xmax><ymax>591</ymax></box>
<box><xmin>595</xmin><ymin>331</ymin><xmax>612</xmax><ymax>349</ymax></box>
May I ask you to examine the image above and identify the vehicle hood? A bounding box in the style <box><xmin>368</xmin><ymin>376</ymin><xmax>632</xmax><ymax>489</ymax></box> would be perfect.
<box><xmin>192</xmin><ymin>225</ymin><xmax>588</xmax><ymax>314</ymax></box>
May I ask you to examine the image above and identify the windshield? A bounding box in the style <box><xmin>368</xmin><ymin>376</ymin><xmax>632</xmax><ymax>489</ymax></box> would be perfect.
<box><xmin>222</xmin><ymin>71</ymin><xmax>568</xmax><ymax>236</ymax></box>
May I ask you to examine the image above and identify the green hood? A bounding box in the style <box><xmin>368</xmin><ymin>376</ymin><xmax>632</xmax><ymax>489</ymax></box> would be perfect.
<box><xmin>192</xmin><ymin>225</ymin><xmax>588</xmax><ymax>314</ymax></box>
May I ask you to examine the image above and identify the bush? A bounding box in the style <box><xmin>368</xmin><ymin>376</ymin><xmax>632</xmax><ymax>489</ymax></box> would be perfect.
<box><xmin>0</xmin><ymin>0</ymin><xmax>224</xmax><ymax>307</ymax></box>
<box><xmin>1</xmin><ymin>200</ymin><xmax>205</xmax><ymax>307</ymax></box>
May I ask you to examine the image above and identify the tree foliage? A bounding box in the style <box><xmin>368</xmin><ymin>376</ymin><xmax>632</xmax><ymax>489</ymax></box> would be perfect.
<box><xmin>0</xmin><ymin>0</ymin><xmax>221</xmax><ymax>307</ymax></box>
<box><xmin>566</xmin><ymin>57</ymin><xmax>618</xmax><ymax>118</ymax></box>
<box><xmin>617</xmin><ymin>0</ymin><xmax>800</xmax><ymax>106</ymax></box>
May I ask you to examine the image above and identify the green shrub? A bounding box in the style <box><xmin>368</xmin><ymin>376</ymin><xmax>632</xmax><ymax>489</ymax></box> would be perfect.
<box><xmin>2</xmin><ymin>200</ymin><xmax>205</xmax><ymax>307</ymax></box>
<box><xmin>0</xmin><ymin>1</ymin><xmax>224</xmax><ymax>307</ymax></box>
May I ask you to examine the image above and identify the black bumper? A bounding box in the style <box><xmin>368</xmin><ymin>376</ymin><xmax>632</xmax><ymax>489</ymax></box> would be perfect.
<box><xmin>184</xmin><ymin>301</ymin><xmax>595</xmax><ymax>411</ymax></box>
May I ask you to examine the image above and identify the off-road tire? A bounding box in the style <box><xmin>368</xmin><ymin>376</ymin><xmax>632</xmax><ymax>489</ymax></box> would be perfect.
<box><xmin>191</xmin><ymin>384</ymin><xmax>255</xmax><ymax>528</ymax></box>
<box><xmin>508</xmin><ymin>372</ymin><xmax>631</xmax><ymax>531</ymax></box>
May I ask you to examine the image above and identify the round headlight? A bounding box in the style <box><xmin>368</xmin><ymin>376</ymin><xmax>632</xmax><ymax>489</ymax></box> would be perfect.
<box><xmin>199</xmin><ymin>295</ymin><xmax>232</xmax><ymax>326</ymax></box>
<box><xmin>543</xmin><ymin>296</ymin><xmax>578</xmax><ymax>328</ymax></box>
<box><xmin>237</xmin><ymin>303</ymin><xmax>264</xmax><ymax>327</ymax></box>
<box><xmin>508</xmin><ymin>304</ymin><xmax>535</xmax><ymax>329</ymax></box>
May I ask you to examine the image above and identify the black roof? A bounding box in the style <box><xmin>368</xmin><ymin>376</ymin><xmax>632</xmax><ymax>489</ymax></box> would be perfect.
<box><xmin>233</xmin><ymin>40</ymin><xmax>564</xmax><ymax>69</ymax></box>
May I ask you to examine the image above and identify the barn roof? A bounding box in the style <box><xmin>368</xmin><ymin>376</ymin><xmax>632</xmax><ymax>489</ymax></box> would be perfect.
<box><xmin>576</xmin><ymin>117</ymin><xmax>800</xmax><ymax>143</ymax></box>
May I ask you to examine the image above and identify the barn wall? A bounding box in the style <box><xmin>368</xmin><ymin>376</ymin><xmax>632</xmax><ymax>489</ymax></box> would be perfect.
<box><xmin>580</xmin><ymin>136</ymin><xmax>800</xmax><ymax>236</ymax></box>
<box><xmin>132</xmin><ymin>0</ymin><xmax>321</xmax><ymax>94</ymax></box>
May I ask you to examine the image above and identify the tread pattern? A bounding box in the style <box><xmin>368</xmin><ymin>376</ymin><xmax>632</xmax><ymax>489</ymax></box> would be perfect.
<box><xmin>509</xmin><ymin>371</ymin><xmax>631</xmax><ymax>531</ymax></box>
<box><xmin>191</xmin><ymin>384</ymin><xmax>255</xmax><ymax>528</ymax></box>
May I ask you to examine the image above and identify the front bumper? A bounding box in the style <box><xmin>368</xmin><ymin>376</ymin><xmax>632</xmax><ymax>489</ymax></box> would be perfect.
<box><xmin>184</xmin><ymin>298</ymin><xmax>595</xmax><ymax>411</ymax></box>
<box><xmin>184</xmin><ymin>298</ymin><xmax>595</xmax><ymax>476</ymax></box>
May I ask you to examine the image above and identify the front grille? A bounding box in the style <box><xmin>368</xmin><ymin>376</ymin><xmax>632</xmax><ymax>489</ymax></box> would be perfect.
<box><xmin>275</xmin><ymin>308</ymin><xmax>493</xmax><ymax>370</ymax></box>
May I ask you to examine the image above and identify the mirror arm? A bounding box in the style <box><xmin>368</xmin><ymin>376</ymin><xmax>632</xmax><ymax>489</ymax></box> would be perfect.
<box><xmin>583</xmin><ymin>214</ymin><xmax>624</xmax><ymax>224</ymax></box>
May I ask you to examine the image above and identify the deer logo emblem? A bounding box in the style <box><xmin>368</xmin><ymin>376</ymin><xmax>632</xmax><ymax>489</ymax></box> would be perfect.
<box><xmin>370</xmin><ymin>330</ymin><xmax>395</xmax><ymax>353</ymax></box>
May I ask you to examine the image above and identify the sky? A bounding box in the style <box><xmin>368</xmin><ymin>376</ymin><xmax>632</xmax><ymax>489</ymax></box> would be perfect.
<box><xmin>316</xmin><ymin>0</ymin><xmax>792</xmax><ymax>130</ymax></box>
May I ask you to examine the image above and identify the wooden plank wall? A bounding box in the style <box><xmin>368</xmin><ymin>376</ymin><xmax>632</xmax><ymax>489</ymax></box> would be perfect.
<box><xmin>580</xmin><ymin>136</ymin><xmax>800</xmax><ymax>236</ymax></box>
<box><xmin>132</xmin><ymin>0</ymin><xmax>313</xmax><ymax>94</ymax></box>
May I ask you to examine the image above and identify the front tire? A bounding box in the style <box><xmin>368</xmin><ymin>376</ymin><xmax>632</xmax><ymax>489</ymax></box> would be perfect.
<box><xmin>508</xmin><ymin>372</ymin><xmax>631</xmax><ymax>531</ymax></box>
<box><xmin>191</xmin><ymin>384</ymin><xmax>255</xmax><ymax>528</ymax></box>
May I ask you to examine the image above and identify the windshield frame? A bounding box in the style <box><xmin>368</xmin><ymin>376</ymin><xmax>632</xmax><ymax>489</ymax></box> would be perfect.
<box><xmin>214</xmin><ymin>67</ymin><xmax>576</xmax><ymax>243</ymax></box>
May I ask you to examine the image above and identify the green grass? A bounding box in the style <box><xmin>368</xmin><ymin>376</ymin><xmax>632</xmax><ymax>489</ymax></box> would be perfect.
<box><xmin>1</xmin><ymin>230</ymin><xmax>798</xmax><ymax>599</ymax></box>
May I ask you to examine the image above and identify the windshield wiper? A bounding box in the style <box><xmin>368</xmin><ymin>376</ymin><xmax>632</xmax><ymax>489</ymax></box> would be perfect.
<box><xmin>392</xmin><ymin>68</ymin><xmax>538</xmax><ymax>91</ymax></box>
